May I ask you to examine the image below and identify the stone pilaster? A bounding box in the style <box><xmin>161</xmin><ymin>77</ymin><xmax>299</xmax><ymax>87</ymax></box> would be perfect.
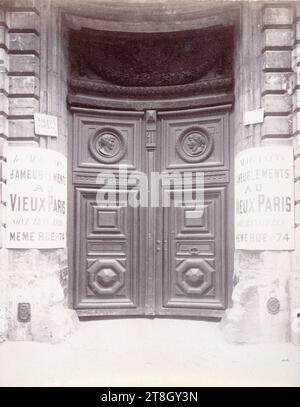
<box><xmin>290</xmin><ymin>3</ymin><xmax>300</xmax><ymax>346</ymax></box>
<box><xmin>0</xmin><ymin>6</ymin><xmax>9</xmax><ymax>341</ymax></box>
<box><xmin>0</xmin><ymin>0</ymin><xmax>78</xmax><ymax>343</ymax></box>
<box><xmin>221</xmin><ymin>2</ymin><xmax>295</xmax><ymax>344</ymax></box>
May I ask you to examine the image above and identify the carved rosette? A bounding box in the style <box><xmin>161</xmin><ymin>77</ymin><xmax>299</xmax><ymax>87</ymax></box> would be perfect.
<box><xmin>88</xmin><ymin>259</ymin><xmax>125</xmax><ymax>295</ymax></box>
<box><xmin>176</xmin><ymin>127</ymin><xmax>214</xmax><ymax>162</ymax></box>
<box><xmin>89</xmin><ymin>128</ymin><xmax>126</xmax><ymax>163</ymax></box>
<box><xmin>176</xmin><ymin>258</ymin><xmax>214</xmax><ymax>295</ymax></box>
<box><xmin>266</xmin><ymin>297</ymin><xmax>280</xmax><ymax>315</ymax></box>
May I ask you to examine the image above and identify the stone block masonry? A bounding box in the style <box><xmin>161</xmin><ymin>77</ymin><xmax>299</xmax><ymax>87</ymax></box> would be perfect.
<box><xmin>0</xmin><ymin>6</ymin><xmax>9</xmax><ymax>342</ymax></box>
<box><xmin>221</xmin><ymin>2</ymin><xmax>299</xmax><ymax>345</ymax></box>
<box><xmin>291</xmin><ymin>3</ymin><xmax>300</xmax><ymax>346</ymax></box>
<box><xmin>0</xmin><ymin>0</ymin><xmax>78</xmax><ymax>343</ymax></box>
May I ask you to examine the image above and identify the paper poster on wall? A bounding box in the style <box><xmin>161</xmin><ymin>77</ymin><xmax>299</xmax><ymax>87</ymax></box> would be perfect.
<box><xmin>6</xmin><ymin>147</ymin><xmax>67</xmax><ymax>249</ymax></box>
<box><xmin>235</xmin><ymin>146</ymin><xmax>294</xmax><ymax>250</ymax></box>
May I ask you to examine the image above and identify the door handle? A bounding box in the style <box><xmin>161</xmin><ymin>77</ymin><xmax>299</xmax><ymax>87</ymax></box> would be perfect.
<box><xmin>156</xmin><ymin>240</ymin><xmax>161</xmax><ymax>252</ymax></box>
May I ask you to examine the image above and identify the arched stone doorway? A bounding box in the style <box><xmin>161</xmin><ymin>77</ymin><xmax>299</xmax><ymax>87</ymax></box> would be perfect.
<box><xmin>65</xmin><ymin>6</ymin><xmax>237</xmax><ymax>318</ymax></box>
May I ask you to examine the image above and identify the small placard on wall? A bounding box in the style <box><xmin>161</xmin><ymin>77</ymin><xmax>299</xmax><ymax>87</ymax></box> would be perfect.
<box><xmin>243</xmin><ymin>108</ymin><xmax>264</xmax><ymax>126</ymax></box>
<box><xmin>34</xmin><ymin>113</ymin><xmax>58</xmax><ymax>137</ymax></box>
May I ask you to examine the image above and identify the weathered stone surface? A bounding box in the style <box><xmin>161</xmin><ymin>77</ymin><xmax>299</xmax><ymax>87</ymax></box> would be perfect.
<box><xmin>263</xmin><ymin>7</ymin><xmax>293</xmax><ymax>26</ymax></box>
<box><xmin>293</xmin><ymin>134</ymin><xmax>300</xmax><ymax>156</ymax></box>
<box><xmin>8</xmin><ymin>119</ymin><xmax>34</xmax><ymax>139</ymax></box>
<box><xmin>295</xmin><ymin>182</ymin><xmax>300</xmax><ymax>207</ymax></box>
<box><xmin>0</xmin><ymin>136</ymin><xmax>7</xmax><ymax>157</ymax></box>
<box><xmin>9</xmin><ymin>98</ymin><xmax>39</xmax><ymax>116</ymax></box>
<box><xmin>0</xmin><ymin>48</ymin><xmax>9</xmax><ymax>71</ymax></box>
<box><xmin>221</xmin><ymin>251</ymin><xmax>291</xmax><ymax>344</ymax></box>
<box><xmin>0</xmin><ymin>160</ymin><xmax>5</xmax><ymax>180</ymax></box>
<box><xmin>263</xmin><ymin>93</ymin><xmax>292</xmax><ymax>114</ymax></box>
<box><xmin>263</xmin><ymin>72</ymin><xmax>294</xmax><ymax>93</ymax></box>
<box><xmin>6</xmin><ymin>249</ymin><xmax>79</xmax><ymax>343</ymax></box>
<box><xmin>0</xmin><ymin>11</ymin><xmax>5</xmax><ymax>24</ymax></box>
<box><xmin>7</xmin><ymin>11</ymin><xmax>40</xmax><ymax>33</ymax></box>
<box><xmin>295</xmin><ymin>203</ymin><xmax>300</xmax><ymax>226</ymax></box>
<box><xmin>0</xmin><ymin>71</ymin><xmax>9</xmax><ymax>93</ymax></box>
<box><xmin>289</xmin><ymin>270</ymin><xmax>300</xmax><ymax>346</ymax></box>
<box><xmin>263</xmin><ymin>28</ymin><xmax>293</xmax><ymax>48</ymax></box>
<box><xmin>0</xmin><ymin>26</ymin><xmax>9</xmax><ymax>49</ymax></box>
<box><xmin>9</xmin><ymin>97</ymin><xmax>38</xmax><ymax>116</ymax></box>
<box><xmin>0</xmin><ymin>249</ymin><xmax>8</xmax><ymax>342</ymax></box>
<box><xmin>262</xmin><ymin>50</ymin><xmax>292</xmax><ymax>71</ymax></box>
<box><xmin>295</xmin><ymin>228</ymin><xmax>300</xmax><ymax>252</ymax></box>
<box><xmin>9</xmin><ymin>76</ymin><xmax>39</xmax><ymax>96</ymax></box>
<box><xmin>293</xmin><ymin>111</ymin><xmax>300</xmax><ymax>135</ymax></box>
<box><xmin>292</xmin><ymin>250</ymin><xmax>300</xmax><ymax>277</ymax></box>
<box><xmin>0</xmin><ymin>93</ymin><xmax>8</xmax><ymax>115</ymax></box>
<box><xmin>9</xmin><ymin>33</ymin><xmax>40</xmax><ymax>53</ymax></box>
<box><xmin>9</xmin><ymin>54</ymin><xmax>39</xmax><ymax>75</ymax></box>
<box><xmin>262</xmin><ymin>115</ymin><xmax>291</xmax><ymax>137</ymax></box>
<box><xmin>295</xmin><ymin>156</ymin><xmax>300</xmax><ymax>179</ymax></box>
<box><xmin>31</xmin><ymin>306</ymin><xmax>79</xmax><ymax>344</ymax></box>
<box><xmin>293</xmin><ymin>89</ymin><xmax>300</xmax><ymax>112</ymax></box>
<box><xmin>296</xmin><ymin>21</ymin><xmax>300</xmax><ymax>42</ymax></box>
<box><xmin>0</xmin><ymin>115</ymin><xmax>8</xmax><ymax>137</ymax></box>
<box><xmin>261</xmin><ymin>137</ymin><xmax>293</xmax><ymax>148</ymax></box>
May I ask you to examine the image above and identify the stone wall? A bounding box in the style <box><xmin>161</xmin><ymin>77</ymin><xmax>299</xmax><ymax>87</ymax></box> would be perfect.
<box><xmin>0</xmin><ymin>5</ymin><xmax>8</xmax><ymax>340</ymax></box>
<box><xmin>222</xmin><ymin>2</ymin><xmax>299</xmax><ymax>345</ymax></box>
<box><xmin>0</xmin><ymin>0</ymin><xmax>78</xmax><ymax>343</ymax></box>
<box><xmin>291</xmin><ymin>3</ymin><xmax>300</xmax><ymax>345</ymax></box>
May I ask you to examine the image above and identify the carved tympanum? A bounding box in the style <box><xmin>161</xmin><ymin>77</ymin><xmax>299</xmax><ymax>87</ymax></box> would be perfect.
<box><xmin>69</xmin><ymin>25</ymin><xmax>234</xmax><ymax>96</ymax></box>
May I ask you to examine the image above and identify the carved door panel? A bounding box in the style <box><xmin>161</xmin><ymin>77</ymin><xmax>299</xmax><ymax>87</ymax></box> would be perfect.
<box><xmin>71</xmin><ymin>106</ymin><xmax>232</xmax><ymax>317</ymax></box>
<box><xmin>72</xmin><ymin>110</ymin><xmax>146</xmax><ymax>315</ymax></box>
<box><xmin>155</xmin><ymin>108</ymin><xmax>231</xmax><ymax>317</ymax></box>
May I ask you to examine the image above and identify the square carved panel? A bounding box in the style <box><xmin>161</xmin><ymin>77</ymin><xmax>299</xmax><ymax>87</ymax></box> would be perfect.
<box><xmin>91</xmin><ymin>207</ymin><xmax>123</xmax><ymax>235</ymax></box>
<box><xmin>162</xmin><ymin>186</ymin><xmax>227</xmax><ymax>310</ymax></box>
<box><xmin>73</xmin><ymin>112</ymin><xmax>143</xmax><ymax>171</ymax></box>
<box><xmin>160</xmin><ymin>112</ymin><xmax>229</xmax><ymax>171</ymax></box>
<box><xmin>74</xmin><ymin>187</ymin><xmax>143</xmax><ymax>312</ymax></box>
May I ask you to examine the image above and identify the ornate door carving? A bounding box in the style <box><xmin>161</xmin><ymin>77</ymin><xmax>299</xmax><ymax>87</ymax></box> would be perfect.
<box><xmin>72</xmin><ymin>110</ymin><xmax>147</xmax><ymax>315</ymax></box>
<box><xmin>155</xmin><ymin>108</ymin><xmax>231</xmax><ymax>316</ymax></box>
<box><xmin>71</xmin><ymin>106</ymin><xmax>232</xmax><ymax>317</ymax></box>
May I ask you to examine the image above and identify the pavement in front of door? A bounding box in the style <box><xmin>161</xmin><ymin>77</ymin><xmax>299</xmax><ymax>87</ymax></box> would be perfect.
<box><xmin>0</xmin><ymin>319</ymin><xmax>299</xmax><ymax>387</ymax></box>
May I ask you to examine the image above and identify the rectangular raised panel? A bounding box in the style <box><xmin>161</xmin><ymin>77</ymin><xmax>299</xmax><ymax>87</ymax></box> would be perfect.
<box><xmin>73</xmin><ymin>111</ymin><xmax>143</xmax><ymax>172</ymax></box>
<box><xmin>159</xmin><ymin>186</ymin><xmax>227</xmax><ymax>311</ymax></box>
<box><xmin>74</xmin><ymin>187</ymin><xmax>144</xmax><ymax>311</ymax></box>
<box><xmin>87</xmin><ymin>242</ymin><xmax>125</xmax><ymax>255</ymax></box>
<box><xmin>178</xmin><ymin>198</ymin><xmax>215</xmax><ymax>237</ymax></box>
<box><xmin>87</xmin><ymin>204</ymin><xmax>126</xmax><ymax>238</ymax></box>
<box><xmin>160</xmin><ymin>111</ymin><xmax>229</xmax><ymax>171</ymax></box>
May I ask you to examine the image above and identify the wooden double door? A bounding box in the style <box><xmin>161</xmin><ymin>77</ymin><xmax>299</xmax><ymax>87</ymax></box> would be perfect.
<box><xmin>71</xmin><ymin>105</ymin><xmax>232</xmax><ymax>318</ymax></box>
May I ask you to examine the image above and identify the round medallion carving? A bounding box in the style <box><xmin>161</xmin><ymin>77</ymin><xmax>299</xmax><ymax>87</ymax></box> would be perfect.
<box><xmin>176</xmin><ymin>127</ymin><xmax>214</xmax><ymax>162</ymax></box>
<box><xmin>267</xmin><ymin>297</ymin><xmax>280</xmax><ymax>315</ymax></box>
<box><xmin>89</xmin><ymin>128</ymin><xmax>126</xmax><ymax>163</ymax></box>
